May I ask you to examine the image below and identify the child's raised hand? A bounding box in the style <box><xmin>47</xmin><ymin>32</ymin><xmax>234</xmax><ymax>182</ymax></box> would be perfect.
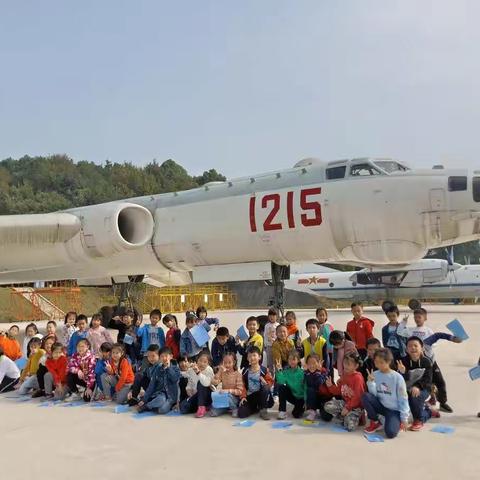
<box><xmin>396</xmin><ymin>360</ymin><xmax>406</xmax><ymax>374</ymax></box>
<box><xmin>275</xmin><ymin>359</ymin><xmax>282</xmax><ymax>371</ymax></box>
<box><xmin>325</xmin><ymin>377</ymin><xmax>333</xmax><ymax>387</ymax></box>
<box><xmin>106</xmin><ymin>364</ymin><xmax>113</xmax><ymax>374</ymax></box>
<box><xmin>402</xmin><ymin>314</ymin><xmax>409</xmax><ymax>322</ymax></box>
<box><xmin>411</xmin><ymin>386</ymin><xmax>420</xmax><ymax>397</ymax></box>
<box><xmin>192</xmin><ymin>364</ymin><xmax>200</xmax><ymax>374</ymax></box>
<box><xmin>367</xmin><ymin>369</ymin><xmax>375</xmax><ymax>382</ymax></box>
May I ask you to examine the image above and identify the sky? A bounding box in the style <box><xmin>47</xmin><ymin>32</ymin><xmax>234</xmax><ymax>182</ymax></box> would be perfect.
<box><xmin>1</xmin><ymin>0</ymin><xmax>480</xmax><ymax>178</ymax></box>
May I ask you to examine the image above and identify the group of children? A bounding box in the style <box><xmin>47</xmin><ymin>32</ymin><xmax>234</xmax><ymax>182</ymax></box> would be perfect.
<box><xmin>0</xmin><ymin>302</ymin><xmax>463</xmax><ymax>438</ymax></box>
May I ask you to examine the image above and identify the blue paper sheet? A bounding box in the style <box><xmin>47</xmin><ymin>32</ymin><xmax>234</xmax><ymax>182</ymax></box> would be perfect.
<box><xmin>15</xmin><ymin>357</ymin><xmax>28</xmax><ymax>370</ymax></box>
<box><xmin>431</xmin><ymin>425</ymin><xmax>455</xmax><ymax>434</ymax></box>
<box><xmin>62</xmin><ymin>401</ymin><xmax>85</xmax><ymax>408</ymax></box>
<box><xmin>468</xmin><ymin>365</ymin><xmax>480</xmax><ymax>381</ymax></box>
<box><xmin>38</xmin><ymin>400</ymin><xmax>62</xmax><ymax>407</ymax></box>
<box><xmin>446</xmin><ymin>319</ymin><xmax>469</xmax><ymax>341</ymax></box>
<box><xmin>132</xmin><ymin>411</ymin><xmax>157</xmax><ymax>419</ymax></box>
<box><xmin>364</xmin><ymin>433</ymin><xmax>385</xmax><ymax>442</ymax></box>
<box><xmin>236</xmin><ymin>325</ymin><xmax>249</xmax><ymax>342</ymax></box>
<box><xmin>190</xmin><ymin>325</ymin><xmax>210</xmax><ymax>347</ymax></box>
<box><xmin>233</xmin><ymin>420</ymin><xmax>255</xmax><ymax>428</ymax></box>
<box><xmin>330</xmin><ymin>425</ymin><xmax>348</xmax><ymax>433</ymax></box>
<box><xmin>123</xmin><ymin>334</ymin><xmax>134</xmax><ymax>345</ymax></box>
<box><xmin>271</xmin><ymin>421</ymin><xmax>293</xmax><ymax>429</ymax></box>
<box><xmin>212</xmin><ymin>392</ymin><xmax>230</xmax><ymax>409</ymax></box>
<box><xmin>90</xmin><ymin>402</ymin><xmax>108</xmax><ymax>408</ymax></box>
<box><xmin>15</xmin><ymin>397</ymin><xmax>32</xmax><ymax>402</ymax></box>
<box><xmin>114</xmin><ymin>404</ymin><xmax>131</xmax><ymax>413</ymax></box>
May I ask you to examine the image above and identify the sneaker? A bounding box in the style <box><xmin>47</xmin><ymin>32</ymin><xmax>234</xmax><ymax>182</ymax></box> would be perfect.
<box><xmin>306</xmin><ymin>409</ymin><xmax>316</xmax><ymax>422</ymax></box>
<box><xmin>128</xmin><ymin>398</ymin><xmax>139</xmax><ymax>407</ymax></box>
<box><xmin>209</xmin><ymin>408</ymin><xmax>220</xmax><ymax>417</ymax></box>
<box><xmin>364</xmin><ymin>420</ymin><xmax>382</xmax><ymax>434</ymax></box>
<box><xmin>277</xmin><ymin>411</ymin><xmax>287</xmax><ymax>420</ymax></box>
<box><xmin>439</xmin><ymin>403</ymin><xmax>453</xmax><ymax>413</ymax></box>
<box><xmin>195</xmin><ymin>406</ymin><xmax>207</xmax><ymax>418</ymax></box>
<box><xmin>430</xmin><ymin>408</ymin><xmax>441</xmax><ymax>418</ymax></box>
<box><xmin>231</xmin><ymin>409</ymin><xmax>238</xmax><ymax>418</ymax></box>
<box><xmin>31</xmin><ymin>390</ymin><xmax>45</xmax><ymax>398</ymax></box>
<box><xmin>409</xmin><ymin>420</ymin><xmax>424</xmax><ymax>431</ymax></box>
<box><xmin>259</xmin><ymin>409</ymin><xmax>270</xmax><ymax>420</ymax></box>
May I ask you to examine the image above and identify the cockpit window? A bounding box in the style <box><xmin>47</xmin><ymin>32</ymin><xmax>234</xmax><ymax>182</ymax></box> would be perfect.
<box><xmin>326</xmin><ymin>165</ymin><xmax>346</xmax><ymax>180</ymax></box>
<box><xmin>350</xmin><ymin>164</ymin><xmax>382</xmax><ymax>176</ymax></box>
<box><xmin>374</xmin><ymin>161</ymin><xmax>409</xmax><ymax>173</ymax></box>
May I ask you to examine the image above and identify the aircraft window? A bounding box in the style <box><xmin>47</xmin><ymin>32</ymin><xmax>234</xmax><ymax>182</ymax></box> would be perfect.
<box><xmin>350</xmin><ymin>164</ymin><xmax>382</xmax><ymax>176</ymax></box>
<box><xmin>326</xmin><ymin>166</ymin><xmax>346</xmax><ymax>180</ymax></box>
<box><xmin>374</xmin><ymin>161</ymin><xmax>409</xmax><ymax>173</ymax></box>
<box><xmin>448</xmin><ymin>176</ymin><xmax>467</xmax><ymax>191</ymax></box>
<box><xmin>473</xmin><ymin>177</ymin><xmax>480</xmax><ymax>202</ymax></box>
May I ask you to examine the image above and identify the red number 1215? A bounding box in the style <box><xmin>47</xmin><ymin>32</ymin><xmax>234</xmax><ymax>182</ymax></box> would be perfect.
<box><xmin>249</xmin><ymin>188</ymin><xmax>322</xmax><ymax>232</ymax></box>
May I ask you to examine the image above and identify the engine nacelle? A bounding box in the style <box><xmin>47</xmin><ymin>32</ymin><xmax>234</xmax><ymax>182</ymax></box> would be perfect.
<box><xmin>74</xmin><ymin>202</ymin><xmax>154</xmax><ymax>257</ymax></box>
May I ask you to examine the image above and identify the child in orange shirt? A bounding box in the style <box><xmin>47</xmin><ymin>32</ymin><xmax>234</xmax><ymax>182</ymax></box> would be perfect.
<box><xmin>0</xmin><ymin>326</ymin><xmax>22</xmax><ymax>361</ymax></box>
<box><xmin>101</xmin><ymin>343</ymin><xmax>134</xmax><ymax>404</ymax></box>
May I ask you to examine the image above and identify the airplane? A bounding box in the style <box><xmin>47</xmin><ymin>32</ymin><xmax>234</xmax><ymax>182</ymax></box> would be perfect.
<box><xmin>285</xmin><ymin>258</ymin><xmax>480</xmax><ymax>311</ymax></box>
<box><xmin>1</xmin><ymin>157</ymin><xmax>480</xmax><ymax>306</ymax></box>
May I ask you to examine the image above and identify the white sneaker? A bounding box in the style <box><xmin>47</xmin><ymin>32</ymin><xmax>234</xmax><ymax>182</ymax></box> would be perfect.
<box><xmin>277</xmin><ymin>411</ymin><xmax>287</xmax><ymax>420</ymax></box>
<box><xmin>306</xmin><ymin>409</ymin><xmax>316</xmax><ymax>421</ymax></box>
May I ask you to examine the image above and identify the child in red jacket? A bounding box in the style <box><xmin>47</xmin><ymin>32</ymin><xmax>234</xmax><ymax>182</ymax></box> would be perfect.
<box><xmin>324</xmin><ymin>352</ymin><xmax>365</xmax><ymax>431</ymax></box>
<box><xmin>346</xmin><ymin>302</ymin><xmax>375</xmax><ymax>357</ymax></box>
<box><xmin>45</xmin><ymin>343</ymin><xmax>68</xmax><ymax>400</ymax></box>
<box><xmin>101</xmin><ymin>343</ymin><xmax>134</xmax><ymax>404</ymax></box>
<box><xmin>163</xmin><ymin>314</ymin><xmax>181</xmax><ymax>360</ymax></box>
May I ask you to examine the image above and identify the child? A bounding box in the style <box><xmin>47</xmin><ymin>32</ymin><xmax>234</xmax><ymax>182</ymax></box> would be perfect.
<box><xmin>0</xmin><ymin>347</ymin><xmax>21</xmax><ymax>393</ymax></box>
<box><xmin>163</xmin><ymin>314</ymin><xmax>181</xmax><ymax>359</ymax></box>
<box><xmin>136</xmin><ymin>309</ymin><xmax>165</xmax><ymax>370</ymax></box>
<box><xmin>22</xmin><ymin>323</ymin><xmax>41</xmax><ymax>357</ymax></box>
<box><xmin>45</xmin><ymin>342</ymin><xmax>68</xmax><ymax>400</ymax></box>
<box><xmin>382</xmin><ymin>305</ymin><xmax>407</xmax><ymax>360</ymax></box>
<box><xmin>62</xmin><ymin>311</ymin><xmax>77</xmax><ymax>346</ymax></box>
<box><xmin>359</xmin><ymin>338</ymin><xmax>382</xmax><ymax>383</ymax></box>
<box><xmin>46</xmin><ymin>320</ymin><xmax>57</xmax><ymax>337</ymax></box>
<box><xmin>179</xmin><ymin>351</ymin><xmax>214</xmax><ymax>417</ymax></box>
<box><xmin>210</xmin><ymin>352</ymin><xmax>244</xmax><ymax>417</ymax></box>
<box><xmin>196</xmin><ymin>306</ymin><xmax>220</xmax><ymax>332</ymax></box>
<box><xmin>362</xmin><ymin>348</ymin><xmax>410</xmax><ymax>438</ymax></box>
<box><xmin>128</xmin><ymin>344</ymin><xmax>160</xmax><ymax>406</ymax></box>
<box><xmin>18</xmin><ymin>337</ymin><xmax>43</xmax><ymax>395</ymax></box>
<box><xmin>32</xmin><ymin>335</ymin><xmax>55</xmax><ymax>398</ymax></box>
<box><xmin>264</xmin><ymin>307</ymin><xmax>279</xmax><ymax>374</ymax></box>
<box><xmin>178</xmin><ymin>356</ymin><xmax>190</xmax><ymax>403</ymax></box>
<box><xmin>101</xmin><ymin>343</ymin><xmax>135</xmax><ymax>404</ymax></box>
<box><xmin>346</xmin><ymin>302</ymin><xmax>375</xmax><ymax>357</ymax></box>
<box><xmin>67</xmin><ymin>315</ymin><xmax>89</xmax><ymax>357</ymax></box>
<box><xmin>272</xmin><ymin>324</ymin><xmax>295</xmax><ymax>369</ymax></box>
<box><xmin>0</xmin><ymin>326</ymin><xmax>22</xmax><ymax>361</ymax></box>
<box><xmin>108</xmin><ymin>309</ymin><xmax>135</xmax><ymax>344</ymax></box>
<box><xmin>330</xmin><ymin>330</ymin><xmax>358</xmax><ymax>376</ymax></box>
<box><xmin>324</xmin><ymin>352</ymin><xmax>365</xmax><ymax>431</ymax></box>
<box><xmin>316</xmin><ymin>307</ymin><xmax>334</xmax><ymax>355</ymax></box>
<box><xmin>397</xmin><ymin>307</ymin><xmax>458</xmax><ymax>413</ymax></box>
<box><xmin>180</xmin><ymin>312</ymin><xmax>205</xmax><ymax>361</ymax></box>
<box><xmin>285</xmin><ymin>310</ymin><xmax>301</xmax><ymax>347</ymax></box>
<box><xmin>67</xmin><ymin>338</ymin><xmax>96</xmax><ymax>402</ymax></box>
<box><xmin>87</xmin><ymin>313</ymin><xmax>114</xmax><ymax>358</ymax></box>
<box><xmin>137</xmin><ymin>346</ymin><xmax>180</xmax><ymax>414</ymax></box>
<box><xmin>304</xmin><ymin>353</ymin><xmax>330</xmax><ymax>421</ymax></box>
<box><xmin>397</xmin><ymin>336</ymin><xmax>439</xmax><ymax>431</ymax></box>
<box><xmin>94</xmin><ymin>342</ymin><xmax>112</xmax><ymax>400</ymax></box>
<box><xmin>238</xmin><ymin>346</ymin><xmax>274</xmax><ymax>420</ymax></box>
<box><xmin>237</xmin><ymin>316</ymin><xmax>264</xmax><ymax>370</ymax></box>
<box><xmin>211</xmin><ymin>326</ymin><xmax>237</xmax><ymax>368</ymax></box>
<box><xmin>276</xmin><ymin>350</ymin><xmax>305</xmax><ymax>419</ymax></box>
<box><xmin>299</xmin><ymin>319</ymin><xmax>329</xmax><ymax>370</ymax></box>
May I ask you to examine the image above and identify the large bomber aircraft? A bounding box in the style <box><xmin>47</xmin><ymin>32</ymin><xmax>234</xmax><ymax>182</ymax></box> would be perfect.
<box><xmin>285</xmin><ymin>258</ymin><xmax>480</xmax><ymax>310</ymax></box>
<box><xmin>1</xmin><ymin>157</ymin><xmax>480</xmax><ymax>298</ymax></box>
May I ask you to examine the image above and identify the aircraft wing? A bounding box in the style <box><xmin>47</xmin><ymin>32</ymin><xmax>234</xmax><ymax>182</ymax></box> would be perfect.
<box><xmin>0</xmin><ymin>213</ymin><xmax>81</xmax><ymax>247</ymax></box>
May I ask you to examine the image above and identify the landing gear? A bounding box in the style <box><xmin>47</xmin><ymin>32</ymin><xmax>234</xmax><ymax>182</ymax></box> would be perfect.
<box><xmin>408</xmin><ymin>298</ymin><xmax>422</xmax><ymax>311</ymax></box>
<box><xmin>268</xmin><ymin>262</ymin><xmax>290</xmax><ymax>318</ymax></box>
